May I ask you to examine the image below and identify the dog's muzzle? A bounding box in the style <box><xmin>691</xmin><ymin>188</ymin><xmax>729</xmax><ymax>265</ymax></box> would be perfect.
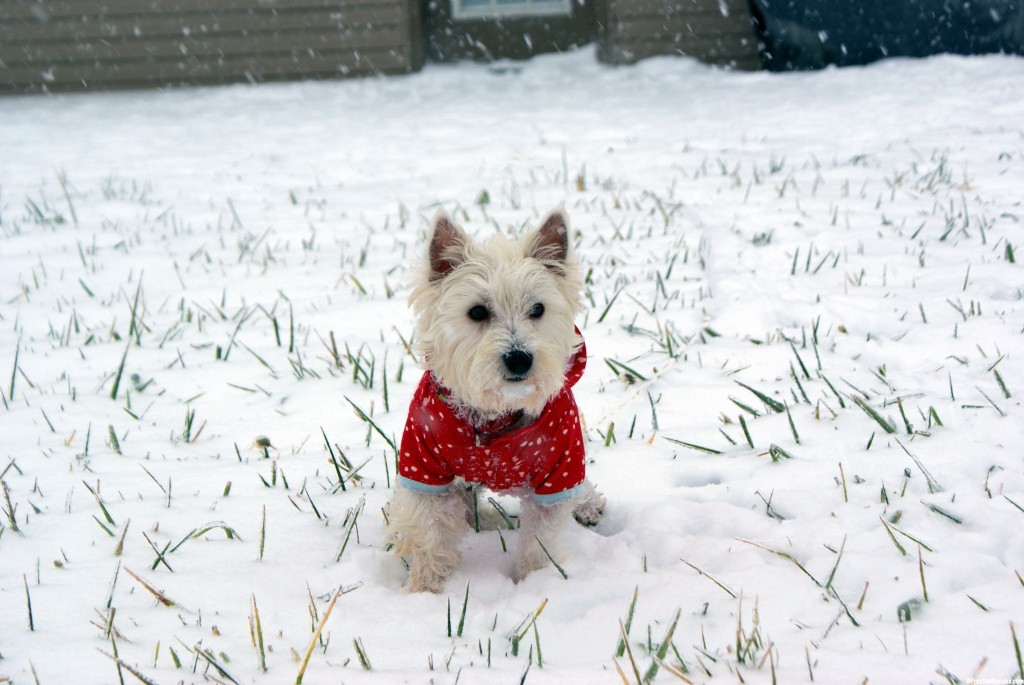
<box><xmin>502</xmin><ymin>349</ymin><xmax>533</xmax><ymax>380</ymax></box>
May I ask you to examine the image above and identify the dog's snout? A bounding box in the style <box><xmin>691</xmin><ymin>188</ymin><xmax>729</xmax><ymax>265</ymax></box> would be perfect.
<box><xmin>503</xmin><ymin>349</ymin><xmax>533</xmax><ymax>377</ymax></box>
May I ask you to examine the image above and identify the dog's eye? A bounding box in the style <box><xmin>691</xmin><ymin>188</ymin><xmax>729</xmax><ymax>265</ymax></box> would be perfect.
<box><xmin>529</xmin><ymin>303</ymin><xmax>545</xmax><ymax>319</ymax></box>
<box><xmin>468</xmin><ymin>305</ymin><xmax>490</xmax><ymax>322</ymax></box>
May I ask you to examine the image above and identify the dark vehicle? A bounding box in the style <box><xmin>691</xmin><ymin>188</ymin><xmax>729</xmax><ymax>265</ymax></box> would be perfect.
<box><xmin>750</xmin><ymin>0</ymin><xmax>1024</xmax><ymax>70</ymax></box>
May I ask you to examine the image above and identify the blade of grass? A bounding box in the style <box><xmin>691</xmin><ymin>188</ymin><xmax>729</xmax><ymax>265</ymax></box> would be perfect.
<box><xmin>9</xmin><ymin>336</ymin><xmax>20</xmax><ymax>400</ymax></box>
<box><xmin>739</xmin><ymin>416</ymin><xmax>754</xmax><ymax>448</ymax></box>
<box><xmin>680</xmin><ymin>559</ymin><xmax>736</xmax><ymax>598</ymax></box>
<box><xmin>785</xmin><ymin>402</ymin><xmax>800</xmax><ymax>443</ymax></box>
<box><xmin>598</xmin><ymin>287</ymin><xmax>623</xmax><ymax>323</ymax></box>
<box><xmin>457</xmin><ymin>581</ymin><xmax>470</xmax><ymax>638</ymax></box>
<box><xmin>96</xmin><ymin>649</ymin><xmax>159</xmax><ymax>685</ymax></box>
<box><xmin>919</xmin><ymin>546</ymin><xmax>929</xmax><ymax>603</ymax></box>
<box><xmin>735</xmin><ymin>381</ymin><xmax>785</xmax><ymax>413</ymax></box>
<box><xmin>613</xmin><ymin>657</ymin><xmax>632</xmax><ymax>685</ymax></box>
<box><xmin>851</xmin><ymin>396</ymin><xmax>895</xmax><ymax>433</ymax></box>
<box><xmin>897</xmin><ymin>439</ymin><xmax>942</xmax><ymax>493</ymax></box>
<box><xmin>618</xmin><ymin>619</ymin><xmax>643</xmax><ymax>685</ymax></box>
<box><xmin>296</xmin><ymin>584</ymin><xmax>360</xmax><ymax>684</ymax></box>
<box><xmin>883</xmin><ymin>516</ymin><xmax>934</xmax><ymax>552</ymax></box>
<box><xmin>824</xmin><ymin>536</ymin><xmax>847</xmax><ymax>590</ymax></box>
<box><xmin>143</xmin><ymin>532</ymin><xmax>173</xmax><ymax>572</ymax></box>
<box><xmin>126</xmin><ymin>277</ymin><xmax>143</xmax><ymax>345</ymax></box>
<box><xmin>259</xmin><ymin>505</ymin><xmax>267</xmax><ymax>560</ymax></box>
<box><xmin>252</xmin><ymin>593</ymin><xmax>267</xmax><ymax>672</ymax></box>
<box><xmin>1012</xmin><ymin>622</ymin><xmax>1023</xmax><ymax>679</ymax></box>
<box><xmin>977</xmin><ymin>386</ymin><xmax>1006</xmax><ymax>416</ymax></box>
<box><xmin>921</xmin><ymin>500</ymin><xmax>963</xmax><ymax>524</ymax></box>
<box><xmin>166</xmin><ymin>522</ymin><xmax>243</xmax><ymax>556</ymax></box>
<box><xmin>82</xmin><ymin>480</ymin><xmax>116</xmax><ymax>526</ymax></box>
<box><xmin>535</xmin><ymin>537</ymin><xmax>568</xmax><ymax>579</ymax></box>
<box><xmin>124</xmin><ymin>568</ymin><xmax>178</xmax><ymax>607</ymax></box>
<box><xmin>2</xmin><ymin>480</ymin><xmax>21</xmax><ymax>534</ymax></box>
<box><xmin>880</xmin><ymin>516</ymin><xmax>908</xmax><ymax>556</ymax></box>
<box><xmin>353</xmin><ymin>638</ymin><xmax>372</xmax><ymax>670</ymax></box>
<box><xmin>615</xmin><ymin>586</ymin><xmax>639</xmax><ymax>657</ymax></box>
<box><xmin>187</xmin><ymin>639</ymin><xmax>241</xmax><ymax>685</ymax></box>
<box><xmin>114</xmin><ymin>519</ymin><xmax>130</xmax><ymax>557</ymax></box>
<box><xmin>729</xmin><ymin>397</ymin><xmax>762</xmax><ymax>417</ymax></box>
<box><xmin>335</xmin><ymin>495</ymin><xmax>366</xmax><ymax>562</ymax></box>
<box><xmin>653</xmin><ymin>656</ymin><xmax>694</xmax><ymax>683</ymax></box>
<box><xmin>642</xmin><ymin>608</ymin><xmax>681</xmax><ymax>683</ymax></box>
<box><xmin>818</xmin><ymin>373</ymin><xmax>847</xmax><ymax>409</ymax></box>
<box><xmin>994</xmin><ymin>369</ymin><xmax>1011</xmax><ymax>399</ymax></box>
<box><xmin>963</xmin><ymin>595</ymin><xmax>985</xmax><ymax>613</ymax></box>
<box><xmin>486</xmin><ymin>497</ymin><xmax>517</xmax><ymax>530</ymax></box>
<box><xmin>345</xmin><ymin>396</ymin><xmax>396</xmax><ymax>453</ymax></box>
<box><xmin>605</xmin><ymin>358</ymin><xmax>648</xmax><ymax>383</ymax></box>
<box><xmin>738</xmin><ymin>539</ymin><xmax>820</xmax><ymax>586</ymax></box>
<box><xmin>110</xmin><ymin>339</ymin><xmax>131</xmax><ymax>401</ymax></box>
<box><xmin>663</xmin><ymin>436</ymin><xmax>722</xmax><ymax>455</ymax></box>
<box><xmin>94</xmin><ymin>516</ymin><xmax>115</xmax><ymax>537</ymax></box>
<box><xmin>24</xmin><ymin>574</ymin><xmax>34</xmax><ymax>631</ymax></box>
<box><xmin>790</xmin><ymin>342</ymin><xmax>810</xmax><ymax>379</ymax></box>
<box><xmin>513</xmin><ymin>598</ymin><xmax>548</xmax><ymax>647</ymax></box>
<box><xmin>321</xmin><ymin>428</ymin><xmax>347</xmax><ymax>492</ymax></box>
<box><xmin>769</xmin><ymin>444</ymin><xmax>794</xmax><ymax>462</ymax></box>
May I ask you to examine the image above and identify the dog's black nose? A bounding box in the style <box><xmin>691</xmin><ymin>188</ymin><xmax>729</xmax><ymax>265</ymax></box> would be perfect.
<box><xmin>503</xmin><ymin>349</ymin><xmax>533</xmax><ymax>377</ymax></box>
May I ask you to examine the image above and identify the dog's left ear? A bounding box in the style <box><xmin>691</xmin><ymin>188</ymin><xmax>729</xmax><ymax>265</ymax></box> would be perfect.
<box><xmin>528</xmin><ymin>206</ymin><xmax>571</xmax><ymax>270</ymax></box>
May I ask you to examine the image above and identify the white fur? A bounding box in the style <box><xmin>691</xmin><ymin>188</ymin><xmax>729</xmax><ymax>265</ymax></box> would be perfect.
<box><xmin>386</xmin><ymin>207</ymin><xmax>604</xmax><ymax>592</ymax></box>
<box><xmin>388</xmin><ymin>486</ymin><xmax>468</xmax><ymax>593</ymax></box>
<box><xmin>516</xmin><ymin>498</ymin><xmax>575</xmax><ymax>580</ymax></box>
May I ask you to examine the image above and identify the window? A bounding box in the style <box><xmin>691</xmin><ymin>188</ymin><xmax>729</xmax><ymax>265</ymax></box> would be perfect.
<box><xmin>452</xmin><ymin>0</ymin><xmax>571</xmax><ymax>20</ymax></box>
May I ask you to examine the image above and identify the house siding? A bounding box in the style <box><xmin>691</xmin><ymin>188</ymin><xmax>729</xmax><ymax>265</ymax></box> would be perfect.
<box><xmin>0</xmin><ymin>0</ymin><xmax>423</xmax><ymax>93</ymax></box>
<box><xmin>0</xmin><ymin>0</ymin><xmax>762</xmax><ymax>93</ymax></box>
<box><xmin>598</xmin><ymin>0</ymin><xmax>761</xmax><ymax>69</ymax></box>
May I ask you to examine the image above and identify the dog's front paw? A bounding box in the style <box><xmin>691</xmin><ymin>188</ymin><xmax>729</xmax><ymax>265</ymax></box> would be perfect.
<box><xmin>572</xmin><ymin>485</ymin><xmax>606</xmax><ymax>527</ymax></box>
<box><xmin>407</xmin><ymin>565</ymin><xmax>451</xmax><ymax>593</ymax></box>
<box><xmin>514</xmin><ymin>546</ymin><xmax>552</xmax><ymax>583</ymax></box>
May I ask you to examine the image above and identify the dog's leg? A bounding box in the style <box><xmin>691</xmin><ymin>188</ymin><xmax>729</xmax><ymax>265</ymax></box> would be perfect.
<box><xmin>572</xmin><ymin>480</ymin><xmax>606</xmax><ymax>527</ymax></box>
<box><xmin>515</xmin><ymin>498</ymin><xmax>574</xmax><ymax>581</ymax></box>
<box><xmin>387</xmin><ymin>486</ymin><xmax>469</xmax><ymax>593</ymax></box>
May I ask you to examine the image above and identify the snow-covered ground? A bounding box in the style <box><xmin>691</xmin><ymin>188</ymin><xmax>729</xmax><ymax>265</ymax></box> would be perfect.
<box><xmin>1</xmin><ymin>48</ymin><xmax>1022</xmax><ymax>684</ymax></box>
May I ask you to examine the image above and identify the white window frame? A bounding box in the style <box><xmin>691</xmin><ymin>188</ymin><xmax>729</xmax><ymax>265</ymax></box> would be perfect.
<box><xmin>451</xmin><ymin>0</ymin><xmax>571</xmax><ymax>21</ymax></box>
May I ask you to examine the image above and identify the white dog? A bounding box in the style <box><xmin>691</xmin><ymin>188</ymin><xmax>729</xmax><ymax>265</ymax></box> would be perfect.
<box><xmin>386</xmin><ymin>207</ymin><xmax>604</xmax><ymax>593</ymax></box>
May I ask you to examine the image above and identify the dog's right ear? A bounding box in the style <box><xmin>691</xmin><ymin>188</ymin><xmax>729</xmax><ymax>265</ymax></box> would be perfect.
<box><xmin>526</xmin><ymin>206</ymin><xmax>571</xmax><ymax>274</ymax></box>
<box><xmin>428</xmin><ymin>210</ymin><xmax>468</xmax><ymax>282</ymax></box>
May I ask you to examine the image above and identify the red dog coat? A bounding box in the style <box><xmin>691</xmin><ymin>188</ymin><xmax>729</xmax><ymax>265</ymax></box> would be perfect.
<box><xmin>397</xmin><ymin>336</ymin><xmax>587</xmax><ymax>505</ymax></box>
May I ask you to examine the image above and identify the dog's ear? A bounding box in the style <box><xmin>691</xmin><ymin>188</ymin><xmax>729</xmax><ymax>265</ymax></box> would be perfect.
<box><xmin>528</xmin><ymin>206</ymin><xmax>571</xmax><ymax>269</ymax></box>
<box><xmin>428</xmin><ymin>210</ymin><xmax>468</xmax><ymax>281</ymax></box>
